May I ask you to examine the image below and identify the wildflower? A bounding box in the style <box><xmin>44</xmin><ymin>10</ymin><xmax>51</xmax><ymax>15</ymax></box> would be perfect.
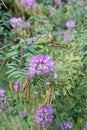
<box><xmin>13</xmin><ymin>82</ymin><xmax>20</xmax><ymax>91</ymax></box>
<box><xmin>0</xmin><ymin>109</ymin><xmax>2</xmax><ymax>113</ymax></box>
<box><xmin>84</xmin><ymin>6</ymin><xmax>87</xmax><ymax>10</ymax></box>
<box><xmin>0</xmin><ymin>89</ymin><xmax>5</xmax><ymax>96</ymax></box>
<box><xmin>60</xmin><ymin>30</ymin><xmax>65</xmax><ymax>36</ymax></box>
<box><xmin>44</xmin><ymin>18</ymin><xmax>49</xmax><ymax>24</ymax></box>
<box><xmin>83</xmin><ymin>122</ymin><xmax>87</xmax><ymax>130</ymax></box>
<box><xmin>67</xmin><ymin>0</ymin><xmax>72</xmax><ymax>4</ymax></box>
<box><xmin>32</xmin><ymin>2</ymin><xmax>38</xmax><ymax>10</ymax></box>
<box><xmin>61</xmin><ymin>122</ymin><xmax>73</xmax><ymax>130</ymax></box>
<box><xmin>50</xmin><ymin>8</ymin><xmax>56</xmax><ymax>16</ymax></box>
<box><xmin>64</xmin><ymin>34</ymin><xmax>72</xmax><ymax>41</ymax></box>
<box><xmin>66</xmin><ymin>20</ymin><xmax>75</xmax><ymax>29</ymax></box>
<box><xmin>54</xmin><ymin>0</ymin><xmax>61</xmax><ymax>4</ymax></box>
<box><xmin>31</xmin><ymin>36</ymin><xmax>37</xmax><ymax>41</ymax></box>
<box><xmin>28</xmin><ymin>36</ymin><xmax>37</xmax><ymax>44</ymax></box>
<box><xmin>10</xmin><ymin>17</ymin><xmax>23</xmax><ymax>28</ymax></box>
<box><xmin>19</xmin><ymin>110</ymin><xmax>27</xmax><ymax>118</ymax></box>
<box><xmin>22</xmin><ymin>21</ymin><xmax>31</xmax><ymax>29</ymax></box>
<box><xmin>53</xmin><ymin>73</ymin><xmax>58</xmax><ymax>79</ymax></box>
<box><xmin>28</xmin><ymin>55</ymin><xmax>54</xmax><ymax>78</ymax></box>
<box><xmin>20</xmin><ymin>0</ymin><xmax>38</xmax><ymax>10</ymax></box>
<box><xmin>35</xmin><ymin>105</ymin><xmax>54</xmax><ymax>128</ymax></box>
<box><xmin>0</xmin><ymin>89</ymin><xmax>7</xmax><ymax>110</ymax></box>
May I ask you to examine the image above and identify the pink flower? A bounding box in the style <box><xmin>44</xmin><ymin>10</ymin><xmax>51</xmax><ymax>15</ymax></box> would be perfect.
<box><xmin>20</xmin><ymin>0</ymin><xmax>38</xmax><ymax>10</ymax></box>
<box><xmin>53</xmin><ymin>73</ymin><xmax>58</xmax><ymax>79</ymax></box>
<box><xmin>35</xmin><ymin>105</ymin><xmax>54</xmax><ymax>128</ymax></box>
<box><xmin>28</xmin><ymin>55</ymin><xmax>54</xmax><ymax>78</ymax></box>
<box><xmin>10</xmin><ymin>17</ymin><xmax>23</xmax><ymax>28</ymax></box>
<box><xmin>66</xmin><ymin>20</ymin><xmax>75</xmax><ymax>29</ymax></box>
<box><xmin>84</xmin><ymin>6</ymin><xmax>87</xmax><ymax>10</ymax></box>
<box><xmin>13</xmin><ymin>82</ymin><xmax>20</xmax><ymax>91</ymax></box>
<box><xmin>54</xmin><ymin>0</ymin><xmax>61</xmax><ymax>4</ymax></box>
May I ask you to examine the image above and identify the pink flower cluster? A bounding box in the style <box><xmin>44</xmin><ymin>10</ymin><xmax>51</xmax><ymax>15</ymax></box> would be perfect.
<box><xmin>10</xmin><ymin>17</ymin><xmax>31</xmax><ymax>29</ymax></box>
<box><xmin>35</xmin><ymin>105</ymin><xmax>54</xmax><ymax>128</ymax></box>
<box><xmin>0</xmin><ymin>89</ymin><xmax>7</xmax><ymax>110</ymax></box>
<box><xmin>66</xmin><ymin>20</ymin><xmax>75</xmax><ymax>29</ymax></box>
<box><xmin>28</xmin><ymin>55</ymin><xmax>54</xmax><ymax>78</ymax></box>
<box><xmin>20</xmin><ymin>0</ymin><xmax>38</xmax><ymax>10</ymax></box>
<box><xmin>54</xmin><ymin>0</ymin><xmax>61</xmax><ymax>4</ymax></box>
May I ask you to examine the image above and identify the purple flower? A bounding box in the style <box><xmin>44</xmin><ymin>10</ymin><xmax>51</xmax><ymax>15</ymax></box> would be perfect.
<box><xmin>35</xmin><ymin>105</ymin><xmax>54</xmax><ymax>128</ymax></box>
<box><xmin>64</xmin><ymin>34</ymin><xmax>72</xmax><ymax>41</ymax></box>
<box><xmin>67</xmin><ymin>0</ymin><xmax>72</xmax><ymax>4</ymax></box>
<box><xmin>54</xmin><ymin>0</ymin><xmax>61</xmax><ymax>4</ymax></box>
<box><xmin>20</xmin><ymin>0</ymin><xmax>38</xmax><ymax>10</ymax></box>
<box><xmin>44</xmin><ymin>18</ymin><xmax>49</xmax><ymax>24</ymax></box>
<box><xmin>28</xmin><ymin>36</ymin><xmax>37</xmax><ymax>44</ymax></box>
<box><xmin>53</xmin><ymin>73</ymin><xmax>58</xmax><ymax>79</ymax></box>
<box><xmin>66</xmin><ymin>20</ymin><xmax>75</xmax><ymax>29</ymax></box>
<box><xmin>0</xmin><ymin>89</ymin><xmax>7</xmax><ymax>110</ymax></box>
<box><xmin>0</xmin><ymin>109</ymin><xmax>2</xmax><ymax>112</ymax></box>
<box><xmin>84</xmin><ymin>6</ymin><xmax>87</xmax><ymax>10</ymax></box>
<box><xmin>60</xmin><ymin>30</ymin><xmax>65</xmax><ymax>36</ymax></box>
<box><xmin>61</xmin><ymin>122</ymin><xmax>73</xmax><ymax>130</ymax></box>
<box><xmin>19</xmin><ymin>110</ymin><xmax>27</xmax><ymax>118</ymax></box>
<box><xmin>28</xmin><ymin>55</ymin><xmax>54</xmax><ymax>78</ymax></box>
<box><xmin>22</xmin><ymin>22</ymin><xmax>31</xmax><ymax>29</ymax></box>
<box><xmin>32</xmin><ymin>2</ymin><xmax>38</xmax><ymax>10</ymax></box>
<box><xmin>83</xmin><ymin>122</ymin><xmax>87</xmax><ymax>130</ymax></box>
<box><xmin>0</xmin><ymin>89</ymin><xmax>5</xmax><ymax>96</ymax></box>
<box><xmin>31</xmin><ymin>36</ymin><xmax>37</xmax><ymax>41</ymax></box>
<box><xmin>50</xmin><ymin>8</ymin><xmax>56</xmax><ymax>16</ymax></box>
<box><xmin>10</xmin><ymin>17</ymin><xmax>23</xmax><ymax>28</ymax></box>
<box><xmin>13</xmin><ymin>82</ymin><xmax>20</xmax><ymax>91</ymax></box>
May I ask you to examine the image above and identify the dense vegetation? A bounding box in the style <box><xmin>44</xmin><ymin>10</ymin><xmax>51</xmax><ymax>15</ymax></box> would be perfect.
<box><xmin>0</xmin><ymin>0</ymin><xmax>87</xmax><ymax>130</ymax></box>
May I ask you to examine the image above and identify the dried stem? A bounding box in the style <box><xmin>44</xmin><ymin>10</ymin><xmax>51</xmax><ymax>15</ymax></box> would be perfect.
<box><xmin>18</xmin><ymin>47</ymin><xmax>25</xmax><ymax>70</ymax></box>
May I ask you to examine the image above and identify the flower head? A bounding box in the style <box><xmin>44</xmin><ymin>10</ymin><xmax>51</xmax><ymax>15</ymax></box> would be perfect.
<box><xmin>66</xmin><ymin>20</ymin><xmax>75</xmax><ymax>29</ymax></box>
<box><xmin>84</xmin><ymin>6</ymin><xmax>87</xmax><ymax>10</ymax></box>
<box><xmin>54</xmin><ymin>0</ymin><xmax>61</xmax><ymax>4</ymax></box>
<box><xmin>61</xmin><ymin>122</ymin><xmax>73</xmax><ymax>130</ymax></box>
<box><xmin>28</xmin><ymin>36</ymin><xmax>37</xmax><ymax>44</ymax></box>
<box><xmin>10</xmin><ymin>17</ymin><xmax>23</xmax><ymax>28</ymax></box>
<box><xmin>44</xmin><ymin>18</ymin><xmax>49</xmax><ymax>24</ymax></box>
<box><xmin>64</xmin><ymin>34</ymin><xmax>72</xmax><ymax>41</ymax></box>
<box><xmin>35</xmin><ymin>105</ymin><xmax>54</xmax><ymax>128</ymax></box>
<box><xmin>28</xmin><ymin>55</ymin><xmax>54</xmax><ymax>78</ymax></box>
<box><xmin>0</xmin><ymin>89</ymin><xmax>7</xmax><ymax>110</ymax></box>
<box><xmin>83</xmin><ymin>122</ymin><xmax>87</xmax><ymax>130</ymax></box>
<box><xmin>53</xmin><ymin>73</ymin><xmax>58</xmax><ymax>79</ymax></box>
<box><xmin>13</xmin><ymin>82</ymin><xmax>20</xmax><ymax>91</ymax></box>
<box><xmin>0</xmin><ymin>89</ymin><xmax>5</xmax><ymax>96</ymax></box>
<box><xmin>22</xmin><ymin>22</ymin><xmax>31</xmax><ymax>29</ymax></box>
<box><xmin>50</xmin><ymin>8</ymin><xmax>56</xmax><ymax>16</ymax></box>
<box><xmin>67</xmin><ymin>0</ymin><xmax>72</xmax><ymax>4</ymax></box>
<box><xmin>19</xmin><ymin>110</ymin><xmax>27</xmax><ymax>118</ymax></box>
<box><xmin>60</xmin><ymin>30</ymin><xmax>65</xmax><ymax>36</ymax></box>
<box><xmin>20</xmin><ymin>0</ymin><xmax>38</xmax><ymax>10</ymax></box>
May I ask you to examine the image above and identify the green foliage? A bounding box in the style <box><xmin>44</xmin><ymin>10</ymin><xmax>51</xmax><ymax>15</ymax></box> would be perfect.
<box><xmin>0</xmin><ymin>0</ymin><xmax>87</xmax><ymax>130</ymax></box>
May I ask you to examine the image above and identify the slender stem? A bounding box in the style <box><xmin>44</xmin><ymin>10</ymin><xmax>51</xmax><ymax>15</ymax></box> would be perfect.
<box><xmin>0</xmin><ymin>44</ymin><xmax>11</xmax><ymax>50</ymax></box>
<box><xmin>56</xmin><ymin>106</ymin><xmax>65</xmax><ymax>129</ymax></box>
<box><xmin>0</xmin><ymin>0</ymin><xmax>7</xmax><ymax>9</ymax></box>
